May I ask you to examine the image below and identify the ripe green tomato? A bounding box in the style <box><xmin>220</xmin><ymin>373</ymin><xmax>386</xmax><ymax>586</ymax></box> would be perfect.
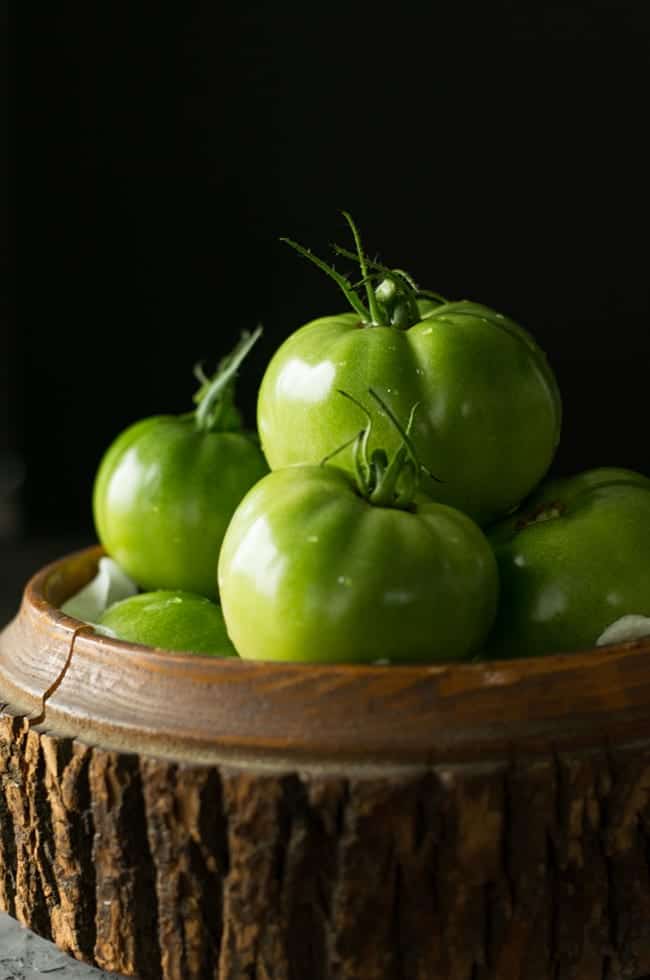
<box><xmin>93</xmin><ymin>417</ymin><xmax>268</xmax><ymax>597</ymax></box>
<box><xmin>98</xmin><ymin>590</ymin><xmax>236</xmax><ymax>656</ymax></box>
<box><xmin>217</xmin><ymin>466</ymin><xmax>499</xmax><ymax>664</ymax></box>
<box><xmin>486</xmin><ymin>468</ymin><xmax>650</xmax><ymax>658</ymax></box>
<box><xmin>257</xmin><ymin>302</ymin><xmax>561</xmax><ymax>526</ymax></box>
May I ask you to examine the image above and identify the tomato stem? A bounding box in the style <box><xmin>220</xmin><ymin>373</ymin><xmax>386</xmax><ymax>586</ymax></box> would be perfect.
<box><xmin>333</xmin><ymin>247</ymin><xmax>449</xmax><ymax>311</ymax></box>
<box><xmin>279</xmin><ymin>237</ymin><xmax>370</xmax><ymax>321</ymax></box>
<box><xmin>322</xmin><ymin>388</ymin><xmax>441</xmax><ymax>510</ymax></box>
<box><xmin>340</xmin><ymin>212</ymin><xmax>383</xmax><ymax>326</ymax></box>
<box><xmin>283</xmin><ymin>214</ymin><xmax>452</xmax><ymax>330</ymax></box>
<box><xmin>193</xmin><ymin>326</ymin><xmax>262</xmax><ymax>433</ymax></box>
<box><xmin>515</xmin><ymin>500</ymin><xmax>565</xmax><ymax>530</ymax></box>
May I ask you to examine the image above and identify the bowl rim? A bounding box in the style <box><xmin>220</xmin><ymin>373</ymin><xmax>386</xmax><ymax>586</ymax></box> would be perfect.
<box><xmin>1</xmin><ymin>545</ymin><xmax>649</xmax><ymax>768</ymax></box>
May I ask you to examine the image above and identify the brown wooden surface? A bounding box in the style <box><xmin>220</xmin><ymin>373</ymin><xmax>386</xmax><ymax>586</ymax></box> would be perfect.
<box><xmin>1</xmin><ymin>548</ymin><xmax>650</xmax><ymax>979</ymax></box>
<box><xmin>1</xmin><ymin>546</ymin><xmax>650</xmax><ymax>767</ymax></box>
<box><xmin>2</xmin><ymin>710</ymin><xmax>650</xmax><ymax>979</ymax></box>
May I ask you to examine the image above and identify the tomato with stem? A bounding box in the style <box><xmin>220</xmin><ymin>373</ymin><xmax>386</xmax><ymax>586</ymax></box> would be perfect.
<box><xmin>258</xmin><ymin>213</ymin><xmax>561</xmax><ymax>526</ymax></box>
<box><xmin>93</xmin><ymin>329</ymin><xmax>269</xmax><ymax>598</ymax></box>
<box><xmin>219</xmin><ymin>389</ymin><xmax>499</xmax><ymax>663</ymax></box>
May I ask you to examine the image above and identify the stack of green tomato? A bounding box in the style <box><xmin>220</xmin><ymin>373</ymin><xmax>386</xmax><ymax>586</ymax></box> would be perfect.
<box><xmin>90</xmin><ymin>214</ymin><xmax>650</xmax><ymax>663</ymax></box>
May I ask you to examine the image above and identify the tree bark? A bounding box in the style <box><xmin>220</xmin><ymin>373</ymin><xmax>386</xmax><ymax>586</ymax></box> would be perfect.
<box><xmin>2</xmin><ymin>708</ymin><xmax>650</xmax><ymax>980</ymax></box>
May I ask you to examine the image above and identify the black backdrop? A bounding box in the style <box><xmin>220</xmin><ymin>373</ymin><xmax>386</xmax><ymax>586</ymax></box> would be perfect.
<box><xmin>8</xmin><ymin>4</ymin><xmax>650</xmax><ymax>536</ymax></box>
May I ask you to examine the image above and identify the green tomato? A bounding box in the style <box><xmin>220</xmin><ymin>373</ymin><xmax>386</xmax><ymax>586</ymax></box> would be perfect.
<box><xmin>217</xmin><ymin>465</ymin><xmax>499</xmax><ymax>664</ymax></box>
<box><xmin>93</xmin><ymin>331</ymin><xmax>268</xmax><ymax>598</ymax></box>
<box><xmin>257</xmin><ymin>301</ymin><xmax>561</xmax><ymax>527</ymax></box>
<box><xmin>98</xmin><ymin>590</ymin><xmax>236</xmax><ymax>656</ymax></box>
<box><xmin>486</xmin><ymin>468</ymin><xmax>650</xmax><ymax>658</ymax></box>
<box><xmin>261</xmin><ymin>216</ymin><xmax>560</xmax><ymax>526</ymax></box>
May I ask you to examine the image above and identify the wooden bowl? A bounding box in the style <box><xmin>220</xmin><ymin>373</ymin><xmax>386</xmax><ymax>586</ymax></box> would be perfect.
<box><xmin>1</xmin><ymin>546</ymin><xmax>650</xmax><ymax>980</ymax></box>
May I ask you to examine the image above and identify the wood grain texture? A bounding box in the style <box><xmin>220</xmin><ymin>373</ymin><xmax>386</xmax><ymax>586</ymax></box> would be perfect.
<box><xmin>1</xmin><ymin>713</ymin><xmax>650</xmax><ymax>978</ymax></box>
<box><xmin>1</xmin><ymin>548</ymin><xmax>650</xmax><ymax>978</ymax></box>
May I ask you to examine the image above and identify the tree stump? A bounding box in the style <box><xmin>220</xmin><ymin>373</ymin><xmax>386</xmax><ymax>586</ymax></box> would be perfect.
<box><xmin>1</xmin><ymin>546</ymin><xmax>650</xmax><ymax>980</ymax></box>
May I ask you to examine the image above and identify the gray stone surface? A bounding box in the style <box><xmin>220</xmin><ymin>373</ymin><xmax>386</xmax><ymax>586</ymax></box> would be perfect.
<box><xmin>0</xmin><ymin>913</ymin><xmax>120</xmax><ymax>980</ymax></box>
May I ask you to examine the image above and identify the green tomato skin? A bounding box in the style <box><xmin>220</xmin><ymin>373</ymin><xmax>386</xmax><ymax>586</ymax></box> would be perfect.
<box><xmin>487</xmin><ymin>467</ymin><xmax>650</xmax><ymax>547</ymax></box>
<box><xmin>486</xmin><ymin>470</ymin><xmax>650</xmax><ymax>658</ymax></box>
<box><xmin>217</xmin><ymin>466</ymin><xmax>499</xmax><ymax>664</ymax></box>
<box><xmin>93</xmin><ymin>416</ymin><xmax>269</xmax><ymax>598</ymax></box>
<box><xmin>257</xmin><ymin>302</ymin><xmax>561</xmax><ymax>526</ymax></box>
<box><xmin>98</xmin><ymin>590</ymin><xmax>236</xmax><ymax>656</ymax></box>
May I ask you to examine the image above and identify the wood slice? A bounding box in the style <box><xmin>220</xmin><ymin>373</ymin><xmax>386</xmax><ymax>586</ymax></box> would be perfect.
<box><xmin>1</xmin><ymin>546</ymin><xmax>650</xmax><ymax>979</ymax></box>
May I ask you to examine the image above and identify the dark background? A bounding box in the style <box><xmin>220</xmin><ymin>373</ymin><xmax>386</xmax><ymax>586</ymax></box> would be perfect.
<box><xmin>3</xmin><ymin>4</ymin><xmax>650</xmax><ymax>556</ymax></box>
